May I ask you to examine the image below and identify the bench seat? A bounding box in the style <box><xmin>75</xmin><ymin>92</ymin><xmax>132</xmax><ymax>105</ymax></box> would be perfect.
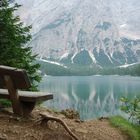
<box><xmin>0</xmin><ymin>89</ymin><xmax>53</xmax><ymax>102</ymax></box>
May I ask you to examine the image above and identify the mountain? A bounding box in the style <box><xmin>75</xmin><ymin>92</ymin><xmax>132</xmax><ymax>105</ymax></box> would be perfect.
<box><xmin>15</xmin><ymin>0</ymin><xmax>140</xmax><ymax>68</ymax></box>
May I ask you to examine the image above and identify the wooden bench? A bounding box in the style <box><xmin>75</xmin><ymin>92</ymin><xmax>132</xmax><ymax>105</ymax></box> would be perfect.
<box><xmin>0</xmin><ymin>65</ymin><xmax>53</xmax><ymax>116</ymax></box>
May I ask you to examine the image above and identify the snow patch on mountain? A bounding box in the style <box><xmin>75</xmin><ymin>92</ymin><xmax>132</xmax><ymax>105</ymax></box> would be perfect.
<box><xmin>88</xmin><ymin>50</ymin><xmax>96</xmax><ymax>63</ymax></box>
<box><xmin>119</xmin><ymin>62</ymin><xmax>139</xmax><ymax>68</ymax></box>
<box><xmin>71</xmin><ymin>52</ymin><xmax>78</xmax><ymax>64</ymax></box>
<box><xmin>39</xmin><ymin>58</ymin><xmax>68</xmax><ymax>68</ymax></box>
<box><xmin>60</xmin><ymin>52</ymin><xmax>69</xmax><ymax>60</ymax></box>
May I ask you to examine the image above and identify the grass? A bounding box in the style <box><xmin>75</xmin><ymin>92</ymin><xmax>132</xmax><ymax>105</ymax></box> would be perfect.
<box><xmin>110</xmin><ymin>116</ymin><xmax>140</xmax><ymax>140</ymax></box>
<box><xmin>0</xmin><ymin>99</ymin><xmax>11</xmax><ymax>107</ymax></box>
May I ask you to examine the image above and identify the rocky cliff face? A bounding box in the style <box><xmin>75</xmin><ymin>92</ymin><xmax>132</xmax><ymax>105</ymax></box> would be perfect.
<box><xmin>16</xmin><ymin>0</ymin><xmax>140</xmax><ymax>67</ymax></box>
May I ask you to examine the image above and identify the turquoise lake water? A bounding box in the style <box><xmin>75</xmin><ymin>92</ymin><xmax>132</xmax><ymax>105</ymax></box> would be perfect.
<box><xmin>39</xmin><ymin>75</ymin><xmax>140</xmax><ymax>119</ymax></box>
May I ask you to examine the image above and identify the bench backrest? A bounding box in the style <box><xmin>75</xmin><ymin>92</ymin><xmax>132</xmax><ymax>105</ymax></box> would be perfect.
<box><xmin>0</xmin><ymin>65</ymin><xmax>31</xmax><ymax>89</ymax></box>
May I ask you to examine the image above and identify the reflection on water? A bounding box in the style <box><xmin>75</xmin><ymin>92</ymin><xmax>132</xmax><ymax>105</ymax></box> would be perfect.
<box><xmin>39</xmin><ymin>75</ymin><xmax>140</xmax><ymax>119</ymax></box>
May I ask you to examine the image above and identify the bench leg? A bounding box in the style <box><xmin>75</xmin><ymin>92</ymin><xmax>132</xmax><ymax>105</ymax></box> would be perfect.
<box><xmin>4</xmin><ymin>75</ymin><xmax>23</xmax><ymax>116</ymax></box>
<box><xmin>21</xmin><ymin>101</ymin><xmax>35</xmax><ymax>117</ymax></box>
<box><xmin>12</xmin><ymin>102</ymin><xmax>23</xmax><ymax>116</ymax></box>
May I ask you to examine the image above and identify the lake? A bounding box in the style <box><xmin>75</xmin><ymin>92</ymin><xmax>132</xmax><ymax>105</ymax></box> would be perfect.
<box><xmin>39</xmin><ymin>75</ymin><xmax>140</xmax><ymax>119</ymax></box>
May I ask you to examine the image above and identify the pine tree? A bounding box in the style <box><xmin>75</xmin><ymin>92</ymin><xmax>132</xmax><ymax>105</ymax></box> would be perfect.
<box><xmin>0</xmin><ymin>0</ymin><xmax>41</xmax><ymax>91</ymax></box>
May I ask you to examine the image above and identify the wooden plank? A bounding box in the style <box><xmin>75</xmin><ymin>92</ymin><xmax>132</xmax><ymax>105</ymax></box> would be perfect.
<box><xmin>0</xmin><ymin>89</ymin><xmax>9</xmax><ymax>99</ymax></box>
<box><xmin>19</xmin><ymin>91</ymin><xmax>53</xmax><ymax>102</ymax></box>
<box><xmin>0</xmin><ymin>65</ymin><xmax>31</xmax><ymax>89</ymax></box>
<box><xmin>0</xmin><ymin>89</ymin><xmax>53</xmax><ymax>102</ymax></box>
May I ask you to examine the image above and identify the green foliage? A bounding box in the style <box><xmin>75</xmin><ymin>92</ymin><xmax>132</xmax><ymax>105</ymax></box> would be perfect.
<box><xmin>38</xmin><ymin>58</ymin><xmax>140</xmax><ymax>76</ymax></box>
<box><xmin>120</xmin><ymin>97</ymin><xmax>140</xmax><ymax>124</ymax></box>
<box><xmin>110</xmin><ymin>116</ymin><xmax>140</xmax><ymax>140</ymax></box>
<box><xmin>0</xmin><ymin>99</ymin><xmax>11</xmax><ymax>107</ymax></box>
<box><xmin>37</xmin><ymin>59</ymin><xmax>100</xmax><ymax>76</ymax></box>
<box><xmin>99</xmin><ymin>63</ymin><xmax>140</xmax><ymax>76</ymax></box>
<box><xmin>0</xmin><ymin>0</ymin><xmax>41</xmax><ymax>91</ymax></box>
